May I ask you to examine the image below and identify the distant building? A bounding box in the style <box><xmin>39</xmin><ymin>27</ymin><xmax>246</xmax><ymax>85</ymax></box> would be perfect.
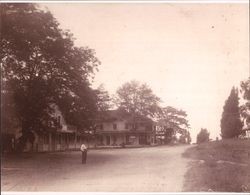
<box><xmin>28</xmin><ymin>104</ymin><xmax>81</xmax><ymax>152</ymax></box>
<box><xmin>95</xmin><ymin>110</ymin><xmax>156</xmax><ymax>147</ymax></box>
<box><xmin>241</xmin><ymin>120</ymin><xmax>250</xmax><ymax>139</ymax></box>
<box><xmin>154</xmin><ymin>120</ymin><xmax>176</xmax><ymax>144</ymax></box>
<box><xmin>242</xmin><ymin>128</ymin><xmax>250</xmax><ymax>139</ymax></box>
<box><xmin>154</xmin><ymin>119</ymin><xmax>191</xmax><ymax>144</ymax></box>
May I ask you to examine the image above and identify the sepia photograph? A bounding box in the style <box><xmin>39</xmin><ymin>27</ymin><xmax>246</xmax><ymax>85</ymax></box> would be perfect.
<box><xmin>1</xmin><ymin>0</ymin><xmax>249</xmax><ymax>194</ymax></box>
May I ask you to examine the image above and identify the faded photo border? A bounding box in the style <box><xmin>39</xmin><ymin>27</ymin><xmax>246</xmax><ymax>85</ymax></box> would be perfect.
<box><xmin>1</xmin><ymin>0</ymin><xmax>249</xmax><ymax>195</ymax></box>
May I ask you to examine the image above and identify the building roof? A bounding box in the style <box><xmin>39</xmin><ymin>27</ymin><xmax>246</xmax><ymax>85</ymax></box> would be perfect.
<box><xmin>95</xmin><ymin>130</ymin><xmax>152</xmax><ymax>134</ymax></box>
<box><xmin>98</xmin><ymin>109</ymin><xmax>153</xmax><ymax>124</ymax></box>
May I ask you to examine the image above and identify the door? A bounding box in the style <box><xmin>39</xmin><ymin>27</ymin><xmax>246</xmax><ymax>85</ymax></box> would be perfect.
<box><xmin>126</xmin><ymin>135</ymin><xmax>130</xmax><ymax>144</ymax></box>
<box><xmin>106</xmin><ymin>136</ymin><xmax>110</xmax><ymax>145</ymax></box>
<box><xmin>139</xmin><ymin>134</ymin><xmax>147</xmax><ymax>145</ymax></box>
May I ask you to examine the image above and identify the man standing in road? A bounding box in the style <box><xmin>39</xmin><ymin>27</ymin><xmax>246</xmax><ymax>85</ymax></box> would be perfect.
<box><xmin>80</xmin><ymin>143</ymin><xmax>88</xmax><ymax>164</ymax></box>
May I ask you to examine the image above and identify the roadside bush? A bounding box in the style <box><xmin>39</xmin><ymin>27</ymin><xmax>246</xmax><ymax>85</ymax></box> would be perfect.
<box><xmin>196</xmin><ymin>128</ymin><xmax>210</xmax><ymax>144</ymax></box>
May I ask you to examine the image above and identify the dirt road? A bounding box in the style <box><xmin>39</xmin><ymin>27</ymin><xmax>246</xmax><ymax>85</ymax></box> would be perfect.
<box><xmin>2</xmin><ymin>145</ymin><xmax>192</xmax><ymax>192</ymax></box>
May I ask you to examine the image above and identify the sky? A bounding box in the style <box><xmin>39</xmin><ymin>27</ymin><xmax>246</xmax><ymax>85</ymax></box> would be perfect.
<box><xmin>43</xmin><ymin>3</ymin><xmax>249</xmax><ymax>141</ymax></box>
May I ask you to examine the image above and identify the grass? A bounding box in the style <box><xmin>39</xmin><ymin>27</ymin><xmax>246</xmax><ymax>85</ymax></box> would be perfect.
<box><xmin>182</xmin><ymin>139</ymin><xmax>250</xmax><ymax>192</ymax></box>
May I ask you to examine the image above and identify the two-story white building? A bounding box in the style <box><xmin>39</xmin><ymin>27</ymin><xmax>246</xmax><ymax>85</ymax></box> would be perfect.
<box><xmin>95</xmin><ymin>110</ymin><xmax>156</xmax><ymax>147</ymax></box>
<box><xmin>10</xmin><ymin>104</ymin><xmax>87</xmax><ymax>152</ymax></box>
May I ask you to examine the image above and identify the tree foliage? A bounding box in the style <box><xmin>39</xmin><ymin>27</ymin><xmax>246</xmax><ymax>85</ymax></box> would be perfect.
<box><xmin>157</xmin><ymin>106</ymin><xmax>191</xmax><ymax>144</ymax></box>
<box><xmin>1</xmin><ymin>82</ymin><xmax>20</xmax><ymax>133</ymax></box>
<box><xmin>1</xmin><ymin>3</ymin><xmax>100</xmax><ymax>148</ymax></box>
<box><xmin>196</xmin><ymin>128</ymin><xmax>209</xmax><ymax>144</ymax></box>
<box><xmin>220</xmin><ymin>87</ymin><xmax>243</xmax><ymax>138</ymax></box>
<box><xmin>158</xmin><ymin>106</ymin><xmax>190</xmax><ymax>132</ymax></box>
<box><xmin>115</xmin><ymin>80</ymin><xmax>161</xmax><ymax>118</ymax></box>
<box><xmin>240</xmin><ymin>78</ymin><xmax>250</xmax><ymax>129</ymax></box>
<box><xmin>95</xmin><ymin>84</ymin><xmax>113</xmax><ymax>112</ymax></box>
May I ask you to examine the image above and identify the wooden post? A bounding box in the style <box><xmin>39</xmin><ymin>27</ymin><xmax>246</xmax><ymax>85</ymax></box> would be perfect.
<box><xmin>74</xmin><ymin>132</ymin><xmax>77</xmax><ymax>149</ymax></box>
<box><xmin>49</xmin><ymin>133</ymin><xmax>52</xmax><ymax>151</ymax></box>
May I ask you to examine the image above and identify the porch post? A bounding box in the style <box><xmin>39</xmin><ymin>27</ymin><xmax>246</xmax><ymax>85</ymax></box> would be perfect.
<box><xmin>49</xmin><ymin>133</ymin><xmax>52</xmax><ymax>151</ymax></box>
<box><xmin>74</xmin><ymin>132</ymin><xmax>77</xmax><ymax>149</ymax></box>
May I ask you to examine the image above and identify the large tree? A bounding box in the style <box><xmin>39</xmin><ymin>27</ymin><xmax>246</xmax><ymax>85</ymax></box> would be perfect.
<box><xmin>220</xmin><ymin>87</ymin><xmax>243</xmax><ymax>138</ymax></box>
<box><xmin>157</xmin><ymin>106</ymin><xmax>191</xmax><ymax>144</ymax></box>
<box><xmin>158</xmin><ymin>106</ymin><xmax>190</xmax><ymax>131</ymax></box>
<box><xmin>1</xmin><ymin>4</ymin><xmax>100</xmax><ymax>149</ymax></box>
<box><xmin>115</xmin><ymin>80</ymin><xmax>161</xmax><ymax>118</ymax></box>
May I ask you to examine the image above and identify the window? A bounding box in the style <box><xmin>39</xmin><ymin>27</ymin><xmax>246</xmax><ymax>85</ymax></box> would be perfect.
<box><xmin>133</xmin><ymin>123</ymin><xmax>138</xmax><ymax>130</ymax></box>
<box><xmin>125</xmin><ymin>123</ymin><xmax>129</xmax><ymax>129</ymax></box>
<box><xmin>48</xmin><ymin>120</ymin><xmax>53</xmax><ymax>128</ymax></box>
<box><xmin>113</xmin><ymin>124</ymin><xmax>117</xmax><ymax>130</ymax></box>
